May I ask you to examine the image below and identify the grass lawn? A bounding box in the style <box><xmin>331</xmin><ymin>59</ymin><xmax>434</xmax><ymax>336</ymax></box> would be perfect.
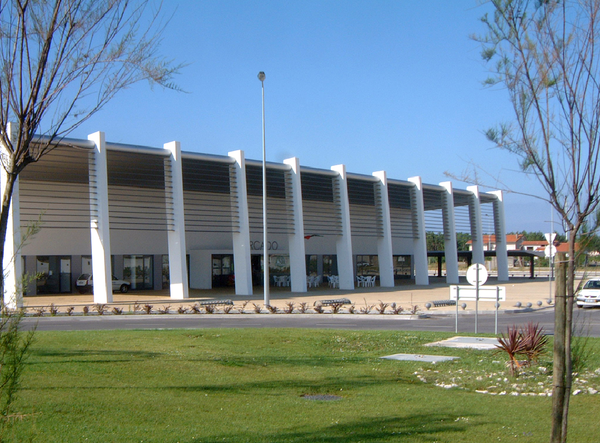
<box><xmin>6</xmin><ymin>328</ymin><xmax>600</xmax><ymax>442</ymax></box>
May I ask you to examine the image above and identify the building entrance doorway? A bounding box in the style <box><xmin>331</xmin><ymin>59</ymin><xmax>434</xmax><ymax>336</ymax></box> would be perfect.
<box><xmin>123</xmin><ymin>255</ymin><xmax>153</xmax><ymax>290</ymax></box>
<box><xmin>212</xmin><ymin>254</ymin><xmax>234</xmax><ymax>287</ymax></box>
<box><xmin>251</xmin><ymin>255</ymin><xmax>264</xmax><ymax>286</ymax></box>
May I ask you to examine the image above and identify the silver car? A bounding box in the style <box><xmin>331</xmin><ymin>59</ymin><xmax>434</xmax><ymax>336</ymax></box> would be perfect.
<box><xmin>576</xmin><ymin>278</ymin><xmax>600</xmax><ymax>307</ymax></box>
<box><xmin>76</xmin><ymin>274</ymin><xmax>131</xmax><ymax>294</ymax></box>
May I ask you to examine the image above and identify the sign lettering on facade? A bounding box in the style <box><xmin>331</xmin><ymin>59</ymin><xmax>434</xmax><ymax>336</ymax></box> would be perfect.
<box><xmin>250</xmin><ymin>241</ymin><xmax>279</xmax><ymax>251</ymax></box>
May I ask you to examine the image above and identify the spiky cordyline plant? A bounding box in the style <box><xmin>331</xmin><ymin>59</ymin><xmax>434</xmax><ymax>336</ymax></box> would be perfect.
<box><xmin>521</xmin><ymin>322</ymin><xmax>548</xmax><ymax>364</ymax></box>
<box><xmin>496</xmin><ymin>325</ymin><xmax>528</xmax><ymax>376</ymax></box>
<box><xmin>496</xmin><ymin>323</ymin><xmax>548</xmax><ymax>376</ymax></box>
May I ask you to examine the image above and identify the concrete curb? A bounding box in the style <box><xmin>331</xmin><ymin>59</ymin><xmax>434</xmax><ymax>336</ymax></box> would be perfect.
<box><xmin>421</xmin><ymin>306</ymin><xmax>554</xmax><ymax>315</ymax></box>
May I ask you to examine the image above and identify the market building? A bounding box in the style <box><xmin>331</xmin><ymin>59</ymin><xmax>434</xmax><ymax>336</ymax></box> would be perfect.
<box><xmin>2</xmin><ymin>131</ymin><xmax>509</xmax><ymax>307</ymax></box>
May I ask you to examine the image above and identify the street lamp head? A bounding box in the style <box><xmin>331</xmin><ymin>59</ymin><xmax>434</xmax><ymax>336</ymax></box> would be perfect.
<box><xmin>258</xmin><ymin>71</ymin><xmax>266</xmax><ymax>82</ymax></box>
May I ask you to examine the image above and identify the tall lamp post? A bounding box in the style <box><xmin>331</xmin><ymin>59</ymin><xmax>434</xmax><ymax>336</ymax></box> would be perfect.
<box><xmin>258</xmin><ymin>71</ymin><xmax>269</xmax><ymax>306</ymax></box>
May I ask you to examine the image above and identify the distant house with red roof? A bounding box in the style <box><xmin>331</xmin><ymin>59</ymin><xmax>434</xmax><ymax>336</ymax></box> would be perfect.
<box><xmin>521</xmin><ymin>239</ymin><xmax>548</xmax><ymax>252</ymax></box>
<box><xmin>555</xmin><ymin>242</ymin><xmax>581</xmax><ymax>254</ymax></box>
<box><xmin>467</xmin><ymin>234</ymin><xmax>524</xmax><ymax>251</ymax></box>
<box><xmin>465</xmin><ymin>231</ymin><xmax>583</xmax><ymax>270</ymax></box>
<box><xmin>506</xmin><ymin>234</ymin><xmax>525</xmax><ymax>250</ymax></box>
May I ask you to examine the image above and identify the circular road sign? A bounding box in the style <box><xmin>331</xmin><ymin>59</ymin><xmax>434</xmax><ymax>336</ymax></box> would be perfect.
<box><xmin>466</xmin><ymin>263</ymin><xmax>488</xmax><ymax>286</ymax></box>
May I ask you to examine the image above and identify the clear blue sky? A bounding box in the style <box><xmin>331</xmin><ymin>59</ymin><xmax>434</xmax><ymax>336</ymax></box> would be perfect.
<box><xmin>72</xmin><ymin>0</ymin><xmax>557</xmax><ymax>235</ymax></box>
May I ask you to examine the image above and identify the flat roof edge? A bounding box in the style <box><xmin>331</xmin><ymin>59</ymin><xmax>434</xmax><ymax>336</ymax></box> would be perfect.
<box><xmin>28</xmin><ymin>134</ymin><xmax>500</xmax><ymax>197</ymax></box>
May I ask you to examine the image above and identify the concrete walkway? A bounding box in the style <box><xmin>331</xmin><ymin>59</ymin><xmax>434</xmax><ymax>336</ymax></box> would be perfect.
<box><xmin>21</xmin><ymin>276</ymin><xmax>561</xmax><ymax>314</ymax></box>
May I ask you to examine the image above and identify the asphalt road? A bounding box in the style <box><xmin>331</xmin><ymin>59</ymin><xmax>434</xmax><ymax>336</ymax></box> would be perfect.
<box><xmin>19</xmin><ymin>307</ymin><xmax>600</xmax><ymax>336</ymax></box>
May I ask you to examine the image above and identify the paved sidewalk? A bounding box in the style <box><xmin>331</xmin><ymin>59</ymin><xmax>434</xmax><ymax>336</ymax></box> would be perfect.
<box><xmin>21</xmin><ymin>276</ymin><xmax>562</xmax><ymax>314</ymax></box>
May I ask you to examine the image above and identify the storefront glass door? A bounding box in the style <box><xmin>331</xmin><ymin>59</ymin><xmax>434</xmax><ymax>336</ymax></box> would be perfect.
<box><xmin>123</xmin><ymin>255</ymin><xmax>154</xmax><ymax>290</ymax></box>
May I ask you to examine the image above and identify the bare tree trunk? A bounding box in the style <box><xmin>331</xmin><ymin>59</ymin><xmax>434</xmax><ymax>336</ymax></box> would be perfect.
<box><xmin>0</xmin><ymin>170</ymin><xmax>17</xmax><ymax>307</ymax></box>
<box><xmin>551</xmin><ymin>252</ymin><xmax>567</xmax><ymax>443</ymax></box>
<box><xmin>561</xmin><ymin>233</ymin><xmax>577</xmax><ymax>440</ymax></box>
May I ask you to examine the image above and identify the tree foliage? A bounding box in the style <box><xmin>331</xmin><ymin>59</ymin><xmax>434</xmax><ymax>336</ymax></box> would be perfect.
<box><xmin>426</xmin><ymin>232</ymin><xmax>445</xmax><ymax>251</ymax></box>
<box><xmin>426</xmin><ymin>231</ymin><xmax>471</xmax><ymax>252</ymax></box>
<box><xmin>478</xmin><ymin>0</ymin><xmax>600</xmax><ymax>235</ymax></box>
<box><xmin>475</xmin><ymin>1</ymin><xmax>600</xmax><ymax>441</ymax></box>
<box><xmin>0</xmin><ymin>0</ymin><xmax>181</xmax><ymax>302</ymax></box>
<box><xmin>456</xmin><ymin>232</ymin><xmax>472</xmax><ymax>251</ymax></box>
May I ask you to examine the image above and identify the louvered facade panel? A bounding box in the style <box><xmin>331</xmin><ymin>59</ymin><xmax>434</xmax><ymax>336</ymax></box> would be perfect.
<box><xmin>389</xmin><ymin>207</ymin><xmax>414</xmax><ymax>239</ymax></box>
<box><xmin>19</xmin><ymin>181</ymin><xmax>91</xmax><ymax>229</ymax></box>
<box><xmin>183</xmin><ymin>190</ymin><xmax>236</xmax><ymax>233</ymax></box>
<box><xmin>107</xmin><ymin>185</ymin><xmax>168</xmax><ymax>231</ymax></box>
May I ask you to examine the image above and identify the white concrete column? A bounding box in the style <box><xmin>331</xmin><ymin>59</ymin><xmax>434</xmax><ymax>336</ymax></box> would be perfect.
<box><xmin>1</xmin><ymin>123</ymin><xmax>22</xmax><ymax>308</ymax></box>
<box><xmin>331</xmin><ymin>164</ymin><xmax>354</xmax><ymax>290</ymax></box>
<box><xmin>467</xmin><ymin>185</ymin><xmax>485</xmax><ymax>265</ymax></box>
<box><xmin>408</xmin><ymin>176</ymin><xmax>429</xmax><ymax>285</ymax></box>
<box><xmin>489</xmin><ymin>190</ymin><xmax>509</xmax><ymax>281</ymax></box>
<box><xmin>164</xmin><ymin>141</ymin><xmax>189</xmax><ymax>299</ymax></box>
<box><xmin>88</xmin><ymin>131</ymin><xmax>112</xmax><ymax>304</ymax></box>
<box><xmin>373</xmin><ymin>171</ymin><xmax>394</xmax><ymax>287</ymax></box>
<box><xmin>228</xmin><ymin>150</ymin><xmax>253</xmax><ymax>296</ymax></box>
<box><xmin>440</xmin><ymin>181</ymin><xmax>459</xmax><ymax>284</ymax></box>
<box><xmin>284</xmin><ymin>157</ymin><xmax>307</xmax><ymax>292</ymax></box>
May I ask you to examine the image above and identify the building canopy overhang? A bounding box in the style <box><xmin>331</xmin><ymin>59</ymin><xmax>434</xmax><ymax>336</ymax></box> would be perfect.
<box><xmin>427</xmin><ymin>250</ymin><xmax>543</xmax><ymax>279</ymax></box>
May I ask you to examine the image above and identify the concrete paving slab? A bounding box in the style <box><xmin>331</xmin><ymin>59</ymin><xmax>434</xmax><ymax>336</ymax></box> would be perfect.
<box><xmin>424</xmin><ymin>336</ymin><xmax>499</xmax><ymax>350</ymax></box>
<box><xmin>381</xmin><ymin>353</ymin><xmax>459</xmax><ymax>362</ymax></box>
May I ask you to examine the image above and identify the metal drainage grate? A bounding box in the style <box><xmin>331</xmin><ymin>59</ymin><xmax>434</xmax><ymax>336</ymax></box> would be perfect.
<box><xmin>302</xmin><ymin>394</ymin><xmax>343</xmax><ymax>401</ymax></box>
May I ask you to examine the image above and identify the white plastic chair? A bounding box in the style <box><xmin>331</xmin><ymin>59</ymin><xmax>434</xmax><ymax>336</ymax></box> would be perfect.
<box><xmin>356</xmin><ymin>276</ymin><xmax>365</xmax><ymax>287</ymax></box>
<box><xmin>315</xmin><ymin>275</ymin><xmax>322</xmax><ymax>287</ymax></box>
<box><xmin>329</xmin><ymin>275</ymin><xmax>339</xmax><ymax>288</ymax></box>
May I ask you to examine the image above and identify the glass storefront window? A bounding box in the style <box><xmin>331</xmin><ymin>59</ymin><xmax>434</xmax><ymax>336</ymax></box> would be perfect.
<box><xmin>393</xmin><ymin>255</ymin><xmax>412</xmax><ymax>279</ymax></box>
<box><xmin>123</xmin><ymin>255</ymin><xmax>154</xmax><ymax>290</ymax></box>
<box><xmin>323</xmin><ymin>255</ymin><xmax>338</xmax><ymax>276</ymax></box>
<box><xmin>162</xmin><ymin>255</ymin><xmax>169</xmax><ymax>289</ymax></box>
<box><xmin>270</xmin><ymin>255</ymin><xmax>290</xmax><ymax>275</ymax></box>
<box><xmin>355</xmin><ymin>255</ymin><xmax>378</xmax><ymax>276</ymax></box>
<box><xmin>306</xmin><ymin>255</ymin><xmax>318</xmax><ymax>275</ymax></box>
<box><xmin>251</xmin><ymin>254</ymin><xmax>290</xmax><ymax>286</ymax></box>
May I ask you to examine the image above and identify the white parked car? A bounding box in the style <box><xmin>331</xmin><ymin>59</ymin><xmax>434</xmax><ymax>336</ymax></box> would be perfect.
<box><xmin>576</xmin><ymin>278</ymin><xmax>600</xmax><ymax>307</ymax></box>
<box><xmin>76</xmin><ymin>274</ymin><xmax>131</xmax><ymax>294</ymax></box>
